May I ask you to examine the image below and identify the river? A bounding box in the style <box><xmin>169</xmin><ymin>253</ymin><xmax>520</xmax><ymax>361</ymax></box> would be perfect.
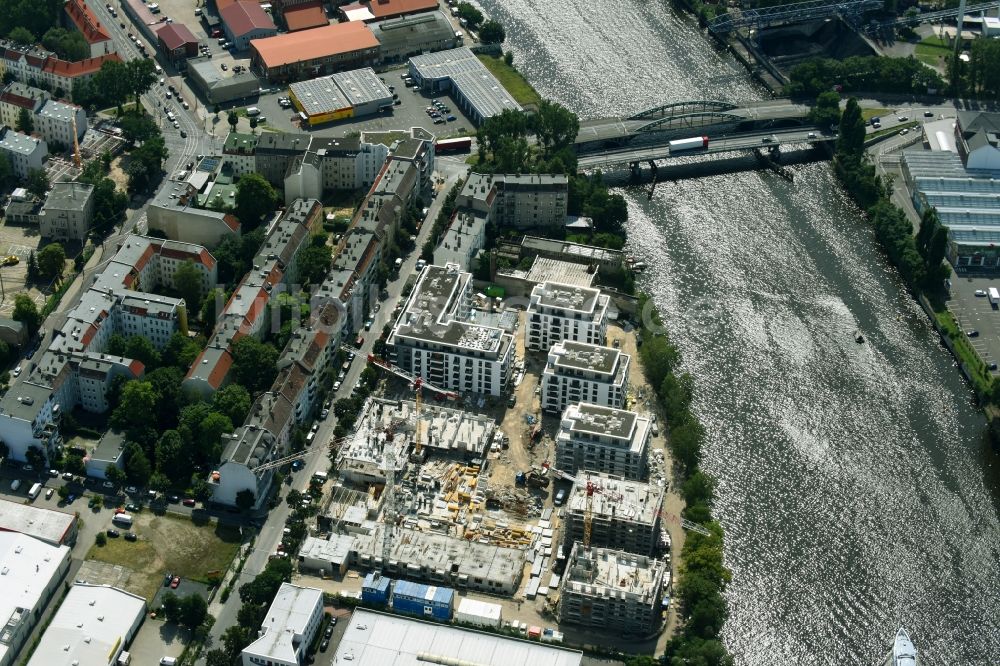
<box><xmin>474</xmin><ymin>1</ymin><xmax>1000</xmax><ymax>663</ymax></box>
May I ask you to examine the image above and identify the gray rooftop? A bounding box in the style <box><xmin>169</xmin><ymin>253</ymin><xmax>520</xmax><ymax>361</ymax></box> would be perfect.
<box><xmin>330</xmin><ymin>67</ymin><xmax>393</xmax><ymax>107</ymax></box>
<box><xmin>371</xmin><ymin>10</ymin><xmax>455</xmax><ymax>48</ymax></box>
<box><xmin>0</xmin><ymin>127</ymin><xmax>45</xmax><ymax>156</ymax></box>
<box><xmin>563</xmin><ymin>543</ymin><xmax>667</xmax><ymax>604</ymax></box>
<box><xmin>561</xmin><ymin>402</ymin><xmax>643</xmax><ymax>443</ymax></box>
<box><xmin>0</xmin><ymin>498</ymin><xmax>76</xmax><ymax>545</ymax></box>
<box><xmin>43</xmin><ymin>181</ymin><xmax>94</xmax><ymax>212</ymax></box>
<box><xmin>36</xmin><ymin>98</ymin><xmax>82</xmax><ymax>124</ymax></box>
<box><xmin>409</xmin><ymin>47</ymin><xmax>520</xmax><ymax>120</ymax></box>
<box><xmin>549</xmin><ymin>340</ymin><xmax>621</xmax><ymax>376</ymax></box>
<box><xmin>333</xmin><ymin>609</ymin><xmax>583</xmax><ymax>666</ymax></box>
<box><xmin>566</xmin><ymin>472</ymin><xmax>663</xmax><ymax>525</ymax></box>
<box><xmin>531</xmin><ymin>281</ymin><xmax>604</xmax><ymax>314</ymax></box>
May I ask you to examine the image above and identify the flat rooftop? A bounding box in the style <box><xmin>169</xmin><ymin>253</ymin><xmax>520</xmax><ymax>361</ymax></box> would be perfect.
<box><xmin>243</xmin><ymin>583</ymin><xmax>322</xmax><ymax>661</ymax></box>
<box><xmin>352</xmin><ymin>397</ymin><xmax>495</xmax><ymax>456</ymax></box>
<box><xmin>0</xmin><ymin>498</ymin><xmax>76</xmax><ymax>545</ymax></box>
<box><xmin>409</xmin><ymin>47</ymin><xmax>521</xmax><ymax>120</ymax></box>
<box><xmin>563</xmin><ymin>544</ymin><xmax>667</xmax><ymax>604</ymax></box>
<box><xmin>561</xmin><ymin>402</ymin><xmax>645</xmax><ymax>444</ymax></box>
<box><xmin>525</xmin><ymin>257</ymin><xmax>595</xmax><ymax>288</ymax></box>
<box><xmin>333</xmin><ymin>608</ymin><xmax>583</xmax><ymax>666</ymax></box>
<box><xmin>532</xmin><ymin>281</ymin><xmax>603</xmax><ymax>314</ymax></box>
<box><xmin>566</xmin><ymin>472</ymin><xmax>663</xmax><ymax>525</ymax></box>
<box><xmin>549</xmin><ymin>340</ymin><xmax>621</xmax><ymax>375</ymax></box>
<box><xmin>522</xmin><ymin>235</ymin><xmax>624</xmax><ymax>265</ymax></box>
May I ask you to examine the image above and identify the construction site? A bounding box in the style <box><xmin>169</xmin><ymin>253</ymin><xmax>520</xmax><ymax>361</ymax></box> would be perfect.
<box><xmin>560</xmin><ymin>472</ymin><xmax>667</xmax><ymax>558</ymax></box>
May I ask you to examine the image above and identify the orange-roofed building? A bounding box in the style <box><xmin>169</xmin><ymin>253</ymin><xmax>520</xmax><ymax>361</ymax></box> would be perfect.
<box><xmin>64</xmin><ymin>0</ymin><xmax>115</xmax><ymax>57</ymax></box>
<box><xmin>250</xmin><ymin>21</ymin><xmax>379</xmax><ymax>83</ymax></box>
<box><xmin>40</xmin><ymin>53</ymin><xmax>123</xmax><ymax>96</ymax></box>
<box><xmin>280</xmin><ymin>2</ymin><xmax>329</xmax><ymax>32</ymax></box>
<box><xmin>366</xmin><ymin>0</ymin><xmax>439</xmax><ymax>21</ymax></box>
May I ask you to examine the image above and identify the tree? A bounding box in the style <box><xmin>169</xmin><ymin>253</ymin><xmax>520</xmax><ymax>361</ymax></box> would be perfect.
<box><xmin>41</xmin><ymin>27</ymin><xmax>88</xmax><ymax>61</ymax></box>
<box><xmin>285</xmin><ymin>489</ymin><xmax>303</xmax><ymax>508</ymax></box>
<box><xmin>809</xmin><ymin>91</ymin><xmax>841</xmax><ymax>130</ymax></box>
<box><xmin>212</xmin><ymin>384</ymin><xmax>252</xmax><ymax>425</ymax></box>
<box><xmin>235</xmin><ymin>489</ymin><xmax>256</xmax><ymax>512</ymax></box>
<box><xmin>297</xmin><ymin>244</ymin><xmax>332</xmax><ymax>285</ymax></box>
<box><xmin>25</xmin><ymin>445</ymin><xmax>46</xmax><ymax>469</ymax></box>
<box><xmin>106</xmin><ymin>465</ymin><xmax>127</xmax><ymax>488</ymax></box>
<box><xmin>837</xmin><ymin>97</ymin><xmax>867</xmax><ymax>159</ymax></box>
<box><xmin>200</xmin><ymin>288</ymin><xmax>225</xmax><ymax>325</ymax></box>
<box><xmin>125</xmin><ymin>58</ymin><xmax>157</xmax><ymax>112</ymax></box>
<box><xmin>124</xmin><ymin>335</ymin><xmax>161</xmax><ymax>370</ymax></box>
<box><xmin>118</xmin><ymin>112</ymin><xmax>158</xmax><ymax>146</ymax></box>
<box><xmin>89</xmin><ymin>178</ymin><xmax>128</xmax><ymax>238</ymax></box>
<box><xmin>15</xmin><ymin>107</ymin><xmax>33</xmax><ymax>134</ymax></box>
<box><xmin>479</xmin><ymin>20</ymin><xmax>505</xmax><ymax>44</ymax></box>
<box><xmin>58</xmin><ymin>485</ymin><xmax>71</xmax><ymax>501</ymax></box>
<box><xmin>110</xmin><ymin>381</ymin><xmax>157</xmax><ymax>433</ymax></box>
<box><xmin>222</xmin><ymin>625</ymin><xmax>253</xmax><ymax>657</ymax></box>
<box><xmin>174</xmin><ymin>259</ymin><xmax>204</xmax><ymax>313</ymax></box>
<box><xmin>160</xmin><ymin>591</ymin><xmax>181</xmax><ymax>622</ymax></box>
<box><xmin>638</xmin><ymin>335</ymin><xmax>680</xmax><ymax>388</ymax></box>
<box><xmin>0</xmin><ymin>153</ymin><xmax>12</xmax><ymax>190</ymax></box>
<box><xmin>155</xmin><ymin>430</ymin><xmax>188</xmax><ymax>482</ymax></box>
<box><xmin>671</xmin><ymin>419</ymin><xmax>705</xmax><ymax>474</ymax></box>
<box><xmin>234</xmin><ymin>173</ymin><xmax>278</xmax><ymax>229</ymax></box>
<box><xmin>163</xmin><ymin>332</ymin><xmax>203</xmax><ymax>371</ymax></box>
<box><xmin>231</xmin><ymin>336</ymin><xmax>278</xmax><ymax>394</ymax></box>
<box><xmin>26</xmin><ymin>168</ymin><xmax>49</xmax><ymax>198</ymax></box>
<box><xmin>7</xmin><ymin>27</ymin><xmax>35</xmax><ymax>45</ymax></box>
<box><xmin>179</xmin><ymin>594</ymin><xmax>209</xmax><ymax>630</ymax></box>
<box><xmin>36</xmin><ymin>243</ymin><xmax>65</xmax><ymax>281</ymax></box>
<box><xmin>249</xmin><ymin>116</ymin><xmax>258</xmax><ymax>133</ymax></box>
<box><xmin>198</xmin><ymin>412</ymin><xmax>233</xmax><ymax>459</ymax></box>
<box><xmin>95</xmin><ymin>532</ymin><xmax>107</xmax><ymax>546</ymax></box>
<box><xmin>93</xmin><ymin>59</ymin><xmax>131</xmax><ymax>114</ymax></box>
<box><xmin>228</xmin><ymin>110</ymin><xmax>238</xmax><ymax>132</ymax></box>
<box><xmin>12</xmin><ymin>294</ymin><xmax>41</xmax><ymax>335</ymax></box>
<box><xmin>456</xmin><ymin>2</ymin><xmax>483</xmax><ymax>29</ymax></box>
<box><xmin>124</xmin><ymin>442</ymin><xmax>152</xmax><ymax>487</ymax></box>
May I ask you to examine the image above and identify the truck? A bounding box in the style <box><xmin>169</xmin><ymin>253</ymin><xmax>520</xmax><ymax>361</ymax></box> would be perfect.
<box><xmin>668</xmin><ymin>136</ymin><xmax>709</xmax><ymax>153</ymax></box>
<box><xmin>28</xmin><ymin>482</ymin><xmax>42</xmax><ymax>501</ymax></box>
<box><xmin>989</xmin><ymin>287</ymin><xmax>999</xmax><ymax>308</ymax></box>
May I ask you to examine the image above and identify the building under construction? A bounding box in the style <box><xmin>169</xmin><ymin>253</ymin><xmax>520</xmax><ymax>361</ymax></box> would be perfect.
<box><xmin>562</xmin><ymin>473</ymin><xmax>664</xmax><ymax>557</ymax></box>
<box><xmin>558</xmin><ymin>543</ymin><xmax>669</xmax><ymax>635</ymax></box>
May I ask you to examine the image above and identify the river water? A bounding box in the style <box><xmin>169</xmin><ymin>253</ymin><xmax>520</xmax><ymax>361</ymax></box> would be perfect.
<box><xmin>475</xmin><ymin>1</ymin><xmax>1000</xmax><ymax>663</ymax></box>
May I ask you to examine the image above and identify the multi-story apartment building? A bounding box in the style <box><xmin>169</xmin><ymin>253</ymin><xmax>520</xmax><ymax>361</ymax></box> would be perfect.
<box><xmin>435</xmin><ymin>209</ymin><xmax>486</xmax><ymax>272</ymax></box>
<box><xmin>541</xmin><ymin>340</ymin><xmax>630</xmax><ymax>414</ymax></box>
<box><xmin>388</xmin><ymin>264</ymin><xmax>514</xmax><ymax>396</ymax></box>
<box><xmin>0</xmin><ymin>82</ymin><xmax>49</xmax><ymax>128</ymax></box>
<box><xmin>0</xmin><ymin>127</ymin><xmax>46</xmax><ymax>179</ymax></box>
<box><xmin>554</xmin><ymin>402</ymin><xmax>650</xmax><ymax>480</ymax></box>
<box><xmin>37</xmin><ymin>181</ymin><xmax>95</xmax><ymax>242</ymax></box>
<box><xmin>34</xmin><ymin>99</ymin><xmax>88</xmax><ymax>147</ymax></box>
<box><xmin>0</xmin><ymin>40</ymin><xmax>122</xmax><ymax>98</ymax></box>
<box><xmin>240</xmin><ymin>584</ymin><xmax>323</xmax><ymax>666</ymax></box>
<box><xmin>457</xmin><ymin>172</ymin><xmax>568</xmax><ymax>229</ymax></box>
<box><xmin>64</xmin><ymin>0</ymin><xmax>115</xmax><ymax>58</ymax></box>
<box><xmin>526</xmin><ymin>281</ymin><xmax>609</xmax><ymax>352</ymax></box>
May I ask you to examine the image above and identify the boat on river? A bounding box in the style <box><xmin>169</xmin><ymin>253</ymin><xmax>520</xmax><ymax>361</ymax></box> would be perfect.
<box><xmin>883</xmin><ymin>628</ymin><xmax>918</xmax><ymax>666</ymax></box>
<box><xmin>855</xmin><ymin>330</ymin><xmax>865</xmax><ymax>344</ymax></box>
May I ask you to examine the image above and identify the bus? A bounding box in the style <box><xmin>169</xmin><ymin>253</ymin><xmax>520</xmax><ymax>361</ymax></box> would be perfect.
<box><xmin>435</xmin><ymin>136</ymin><xmax>472</xmax><ymax>153</ymax></box>
<box><xmin>989</xmin><ymin>287</ymin><xmax>999</xmax><ymax>308</ymax></box>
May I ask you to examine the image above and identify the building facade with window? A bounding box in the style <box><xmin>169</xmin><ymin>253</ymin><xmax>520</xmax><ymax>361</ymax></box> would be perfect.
<box><xmin>526</xmin><ymin>282</ymin><xmax>609</xmax><ymax>352</ymax></box>
<box><xmin>541</xmin><ymin>340</ymin><xmax>629</xmax><ymax>414</ymax></box>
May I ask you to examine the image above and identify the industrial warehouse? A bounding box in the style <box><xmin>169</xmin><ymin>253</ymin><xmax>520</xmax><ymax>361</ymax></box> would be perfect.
<box><xmin>408</xmin><ymin>47</ymin><xmax>522</xmax><ymax>125</ymax></box>
<box><xmin>289</xmin><ymin>67</ymin><xmax>393</xmax><ymax>126</ymax></box>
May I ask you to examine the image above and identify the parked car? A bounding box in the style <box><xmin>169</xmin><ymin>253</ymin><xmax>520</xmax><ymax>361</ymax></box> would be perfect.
<box><xmin>126</xmin><ymin>503</ymin><xmax>140</xmax><ymax>512</ymax></box>
<box><xmin>164</xmin><ymin>573</ymin><xmax>173</xmax><ymax>586</ymax></box>
<box><xmin>62</xmin><ymin>472</ymin><xmax>74</xmax><ymax>481</ymax></box>
<box><xmin>976</xmin><ymin>289</ymin><xmax>988</xmax><ymax>297</ymax></box>
<box><xmin>114</xmin><ymin>507</ymin><xmax>126</xmax><ymax>514</ymax></box>
<box><xmin>124</xmin><ymin>532</ymin><xmax>137</xmax><ymax>541</ymax></box>
<box><xmin>170</xmin><ymin>576</ymin><xmax>180</xmax><ymax>589</ymax></box>
<box><xmin>102</xmin><ymin>481</ymin><xmax>115</xmax><ymax>489</ymax></box>
<box><xmin>967</xmin><ymin>329</ymin><xmax>980</xmax><ymax>338</ymax></box>
<box><xmin>333</xmin><ymin>381</ymin><xmax>342</xmax><ymax>391</ymax></box>
<box><xmin>320</xmin><ymin>640</ymin><xmax>330</xmax><ymax>652</ymax></box>
<box><xmin>125</xmin><ymin>485</ymin><xmax>137</xmax><ymax>493</ymax></box>
<box><xmin>321</xmin><ymin>408</ymin><xmax>329</xmax><ymax>419</ymax></box>
<box><xmin>106</xmin><ymin>529</ymin><xmax>120</xmax><ymax>538</ymax></box>
<box><xmin>48</xmin><ymin>469</ymin><xmax>59</xmax><ymax>478</ymax></box>
<box><xmin>924</xmin><ymin>110</ymin><xmax>934</xmax><ymax>117</ymax></box>
<box><xmin>168</xmin><ymin>495</ymin><xmax>179</xmax><ymax>503</ymax></box>
<box><xmin>182</xmin><ymin>498</ymin><xmax>196</xmax><ymax>507</ymax></box>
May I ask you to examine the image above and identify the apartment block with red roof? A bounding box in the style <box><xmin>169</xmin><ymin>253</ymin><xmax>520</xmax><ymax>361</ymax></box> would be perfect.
<box><xmin>64</xmin><ymin>0</ymin><xmax>116</xmax><ymax>57</ymax></box>
<box><xmin>0</xmin><ymin>82</ymin><xmax>49</xmax><ymax>128</ymax></box>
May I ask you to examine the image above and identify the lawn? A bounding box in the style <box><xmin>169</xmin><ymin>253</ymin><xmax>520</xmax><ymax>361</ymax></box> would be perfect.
<box><xmin>861</xmin><ymin>107</ymin><xmax>892</xmax><ymax>121</ymax></box>
<box><xmin>914</xmin><ymin>36</ymin><xmax>951</xmax><ymax>66</ymax></box>
<box><xmin>935</xmin><ymin>309</ymin><xmax>995</xmax><ymax>397</ymax></box>
<box><xmin>87</xmin><ymin>513</ymin><xmax>241</xmax><ymax>601</ymax></box>
<box><xmin>476</xmin><ymin>55</ymin><xmax>542</xmax><ymax>107</ymax></box>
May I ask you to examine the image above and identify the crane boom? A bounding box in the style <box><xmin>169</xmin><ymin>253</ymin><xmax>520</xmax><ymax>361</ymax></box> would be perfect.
<box><xmin>250</xmin><ymin>434</ymin><xmax>351</xmax><ymax>474</ymax></box>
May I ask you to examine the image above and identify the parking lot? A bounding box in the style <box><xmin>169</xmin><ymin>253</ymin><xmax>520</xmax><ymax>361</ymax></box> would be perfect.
<box><xmin>251</xmin><ymin>75</ymin><xmax>474</xmax><ymax>139</ymax></box>
<box><xmin>947</xmin><ymin>276</ymin><xmax>1000</xmax><ymax>376</ymax></box>
<box><xmin>0</xmin><ymin>218</ymin><xmax>49</xmax><ymax>316</ymax></box>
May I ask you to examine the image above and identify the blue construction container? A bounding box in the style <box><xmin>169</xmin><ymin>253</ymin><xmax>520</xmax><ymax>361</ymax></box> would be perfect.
<box><xmin>362</xmin><ymin>572</ymin><xmax>391</xmax><ymax>605</ymax></box>
<box><xmin>390</xmin><ymin>579</ymin><xmax>455</xmax><ymax>621</ymax></box>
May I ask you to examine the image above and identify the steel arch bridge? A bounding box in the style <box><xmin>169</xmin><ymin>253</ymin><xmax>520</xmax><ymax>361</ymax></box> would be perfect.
<box><xmin>633</xmin><ymin>111</ymin><xmax>747</xmax><ymax>134</ymax></box>
<box><xmin>627</xmin><ymin>100</ymin><xmax>739</xmax><ymax>121</ymax></box>
<box><xmin>708</xmin><ymin>0</ymin><xmax>881</xmax><ymax>34</ymax></box>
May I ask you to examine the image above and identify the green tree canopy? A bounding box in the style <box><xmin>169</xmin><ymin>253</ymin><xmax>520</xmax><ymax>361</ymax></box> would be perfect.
<box><xmin>36</xmin><ymin>243</ymin><xmax>65</xmax><ymax>281</ymax></box>
<box><xmin>118</xmin><ymin>112</ymin><xmax>159</xmax><ymax>146</ymax></box>
<box><xmin>123</xmin><ymin>442</ymin><xmax>152</xmax><ymax>486</ymax></box>
<box><xmin>7</xmin><ymin>26</ymin><xmax>35</xmax><ymax>45</ymax></box>
<box><xmin>41</xmin><ymin>26</ymin><xmax>88</xmax><ymax>61</ymax></box>
<box><xmin>212</xmin><ymin>384</ymin><xmax>252</xmax><ymax>425</ymax></box>
<box><xmin>125</xmin><ymin>58</ymin><xmax>157</xmax><ymax>111</ymax></box>
<box><xmin>174</xmin><ymin>259</ymin><xmax>204</xmax><ymax>313</ymax></box>
<box><xmin>234</xmin><ymin>173</ymin><xmax>278</xmax><ymax>229</ymax></box>
<box><xmin>809</xmin><ymin>91</ymin><xmax>841</xmax><ymax>130</ymax></box>
<box><xmin>155</xmin><ymin>429</ymin><xmax>189</xmax><ymax>483</ymax></box>
<box><xmin>12</xmin><ymin>294</ymin><xmax>41</xmax><ymax>335</ymax></box>
<box><xmin>231</xmin><ymin>336</ymin><xmax>278</xmax><ymax>394</ymax></box>
<box><xmin>479</xmin><ymin>20</ymin><xmax>505</xmax><ymax>44</ymax></box>
<box><xmin>837</xmin><ymin>97</ymin><xmax>866</xmax><ymax>159</ymax></box>
<box><xmin>15</xmin><ymin>107</ymin><xmax>33</xmax><ymax>134</ymax></box>
<box><xmin>456</xmin><ymin>2</ymin><xmax>483</xmax><ymax>29</ymax></box>
<box><xmin>26</xmin><ymin>168</ymin><xmax>49</xmax><ymax>199</ymax></box>
<box><xmin>297</xmin><ymin>244</ymin><xmax>332</xmax><ymax>285</ymax></box>
<box><xmin>110</xmin><ymin>381</ymin><xmax>157</xmax><ymax>433</ymax></box>
<box><xmin>124</xmin><ymin>335</ymin><xmax>161</xmax><ymax>370</ymax></box>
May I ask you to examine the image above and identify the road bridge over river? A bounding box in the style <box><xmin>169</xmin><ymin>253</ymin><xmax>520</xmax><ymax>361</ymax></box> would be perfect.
<box><xmin>574</xmin><ymin>98</ymin><xmax>830</xmax><ymax>171</ymax></box>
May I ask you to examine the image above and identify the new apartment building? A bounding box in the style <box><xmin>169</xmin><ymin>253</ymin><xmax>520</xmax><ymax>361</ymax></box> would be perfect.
<box><xmin>541</xmin><ymin>340</ymin><xmax>630</xmax><ymax>413</ymax></box>
<box><xmin>388</xmin><ymin>264</ymin><xmax>514</xmax><ymax>396</ymax></box>
<box><xmin>526</xmin><ymin>281</ymin><xmax>609</xmax><ymax>352</ymax></box>
<box><xmin>562</xmin><ymin>472</ymin><xmax>664</xmax><ymax>556</ymax></box>
<box><xmin>555</xmin><ymin>402</ymin><xmax>650</xmax><ymax>480</ymax></box>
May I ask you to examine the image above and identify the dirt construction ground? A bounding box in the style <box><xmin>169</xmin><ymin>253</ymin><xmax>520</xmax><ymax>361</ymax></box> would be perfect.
<box><xmin>86</xmin><ymin>512</ymin><xmax>241</xmax><ymax>601</ymax></box>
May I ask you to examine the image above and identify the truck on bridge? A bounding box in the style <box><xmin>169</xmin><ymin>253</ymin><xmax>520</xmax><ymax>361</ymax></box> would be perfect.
<box><xmin>669</xmin><ymin>136</ymin><xmax>709</xmax><ymax>153</ymax></box>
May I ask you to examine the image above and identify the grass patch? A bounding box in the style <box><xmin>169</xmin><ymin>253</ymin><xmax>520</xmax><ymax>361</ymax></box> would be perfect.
<box><xmin>867</xmin><ymin>120</ymin><xmax>920</xmax><ymax>143</ymax></box>
<box><xmin>87</xmin><ymin>513</ymin><xmax>241</xmax><ymax>601</ymax></box>
<box><xmin>861</xmin><ymin>107</ymin><xmax>893</xmax><ymax>121</ymax></box>
<box><xmin>935</xmin><ymin>309</ymin><xmax>995</xmax><ymax>395</ymax></box>
<box><xmin>914</xmin><ymin>36</ymin><xmax>951</xmax><ymax>66</ymax></box>
<box><xmin>476</xmin><ymin>55</ymin><xmax>542</xmax><ymax>107</ymax></box>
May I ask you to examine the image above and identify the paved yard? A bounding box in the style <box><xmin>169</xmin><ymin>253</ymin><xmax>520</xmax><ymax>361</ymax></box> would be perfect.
<box><xmin>128</xmin><ymin>619</ymin><xmax>189</xmax><ymax>666</ymax></box>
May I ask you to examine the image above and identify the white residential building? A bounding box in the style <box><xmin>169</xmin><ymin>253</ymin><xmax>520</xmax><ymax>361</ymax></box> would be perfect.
<box><xmin>555</xmin><ymin>402</ymin><xmax>650</xmax><ymax>480</ymax></box>
<box><xmin>435</xmin><ymin>209</ymin><xmax>486</xmax><ymax>271</ymax></box>
<box><xmin>388</xmin><ymin>264</ymin><xmax>514</xmax><ymax>396</ymax></box>
<box><xmin>456</xmin><ymin>171</ymin><xmax>569</xmax><ymax>228</ymax></box>
<box><xmin>0</xmin><ymin>82</ymin><xmax>48</xmax><ymax>128</ymax></box>
<box><xmin>241</xmin><ymin>583</ymin><xmax>324</xmax><ymax>666</ymax></box>
<box><xmin>0</xmin><ymin>533</ymin><xmax>72</xmax><ymax>666</ymax></box>
<box><xmin>38</xmin><ymin>181</ymin><xmax>95</xmax><ymax>242</ymax></box>
<box><xmin>541</xmin><ymin>340</ymin><xmax>630</xmax><ymax>413</ymax></box>
<box><xmin>33</xmin><ymin>98</ymin><xmax>87</xmax><ymax>147</ymax></box>
<box><xmin>0</xmin><ymin>127</ymin><xmax>45</xmax><ymax>179</ymax></box>
<box><xmin>526</xmin><ymin>282</ymin><xmax>610</xmax><ymax>352</ymax></box>
<box><xmin>26</xmin><ymin>583</ymin><xmax>145</xmax><ymax>666</ymax></box>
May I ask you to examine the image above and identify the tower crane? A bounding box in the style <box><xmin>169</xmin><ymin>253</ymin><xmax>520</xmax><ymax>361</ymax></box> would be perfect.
<box><xmin>249</xmin><ymin>434</ymin><xmax>352</xmax><ymax>474</ymax></box>
<box><xmin>71</xmin><ymin>115</ymin><xmax>82</xmax><ymax>168</ymax></box>
<box><xmin>359</xmin><ymin>349</ymin><xmax>458</xmax><ymax>456</ymax></box>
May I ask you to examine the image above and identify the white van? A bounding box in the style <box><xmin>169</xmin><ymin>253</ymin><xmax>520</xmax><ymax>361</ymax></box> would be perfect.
<box><xmin>246</xmin><ymin>106</ymin><xmax>261</xmax><ymax>117</ymax></box>
<box><xmin>28</xmin><ymin>482</ymin><xmax>42</xmax><ymax>500</ymax></box>
<box><xmin>112</xmin><ymin>513</ymin><xmax>133</xmax><ymax>527</ymax></box>
<box><xmin>10</xmin><ymin>479</ymin><xmax>20</xmax><ymax>491</ymax></box>
<box><xmin>160</xmin><ymin>658</ymin><xmax>177</xmax><ymax>666</ymax></box>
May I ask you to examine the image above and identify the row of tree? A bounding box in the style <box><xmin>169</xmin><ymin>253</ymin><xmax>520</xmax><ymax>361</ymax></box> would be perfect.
<box><xmin>72</xmin><ymin>58</ymin><xmax>158</xmax><ymax>115</ymax></box>
<box><xmin>785</xmin><ymin>56</ymin><xmax>945</xmax><ymax>99</ymax></box>
<box><xmin>835</xmin><ymin>98</ymin><xmax>948</xmax><ymax>292</ymax></box>
<box><xmin>0</xmin><ymin>0</ymin><xmax>65</xmax><ymax>44</ymax></box>
<box><xmin>637</xmin><ymin>298</ymin><xmax>734</xmax><ymax>666</ymax></box>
